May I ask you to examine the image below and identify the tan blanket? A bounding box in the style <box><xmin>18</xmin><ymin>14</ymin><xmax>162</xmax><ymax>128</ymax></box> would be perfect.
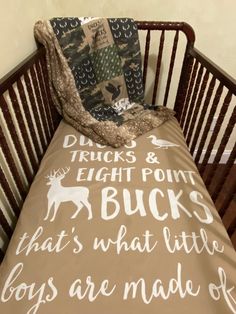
<box><xmin>0</xmin><ymin>119</ymin><xmax>236</xmax><ymax>314</ymax></box>
<box><xmin>34</xmin><ymin>17</ymin><xmax>174</xmax><ymax>147</ymax></box>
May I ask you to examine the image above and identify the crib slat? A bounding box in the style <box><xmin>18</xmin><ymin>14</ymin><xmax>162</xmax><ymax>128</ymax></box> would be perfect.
<box><xmin>189</xmin><ymin>47</ymin><xmax>236</xmax><ymax>95</ymax></box>
<box><xmin>8</xmin><ymin>86</ymin><xmax>38</xmax><ymax>173</ymax></box>
<box><xmin>190</xmin><ymin>77</ymin><xmax>216</xmax><ymax>155</ymax></box>
<box><xmin>0</xmin><ymin>207</ymin><xmax>13</xmax><ymax>239</ymax></box>
<box><xmin>29</xmin><ymin>65</ymin><xmax>51</xmax><ymax>143</ymax></box>
<box><xmin>180</xmin><ymin>60</ymin><xmax>199</xmax><ymax>127</ymax></box>
<box><xmin>199</xmin><ymin>83</ymin><xmax>224</xmax><ymax>175</ymax></box>
<box><xmin>35</xmin><ymin>60</ymin><xmax>54</xmax><ymax>136</ymax></box>
<box><xmin>174</xmin><ymin>52</ymin><xmax>194</xmax><ymax>121</ymax></box>
<box><xmin>200</xmin><ymin>90</ymin><xmax>232</xmax><ymax>173</ymax></box>
<box><xmin>195</xmin><ymin>83</ymin><xmax>223</xmax><ymax>166</ymax></box>
<box><xmin>0</xmin><ymin>249</ymin><xmax>4</xmax><ymax>263</ymax></box>
<box><xmin>0</xmin><ymin>95</ymin><xmax>32</xmax><ymax>183</ymax></box>
<box><xmin>24</xmin><ymin>71</ymin><xmax>47</xmax><ymax>151</ymax></box>
<box><xmin>152</xmin><ymin>30</ymin><xmax>165</xmax><ymax>105</ymax></box>
<box><xmin>203</xmin><ymin>92</ymin><xmax>233</xmax><ymax>187</ymax></box>
<box><xmin>186</xmin><ymin>69</ymin><xmax>209</xmax><ymax>146</ymax></box>
<box><xmin>212</xmin><ymin>142</ymin><xmax>236</xmax><ymax>203</ymax></box>
<box><xmin>16</xmin><ymin>78</ymin><xmax>42</xmax><ymax>160</ymax></box>
<box><xmin>218</xmin><ymin>175</ymin><xmax>236</xmax><ymax>219</ymax></box>
<box><xmin>143</xmin><ymin>30</ymin><xmax>151</xmax><ymax>91</ymax></box>
<box><xmin>206</xmin><ymin>104</ymin><xmax>236</xmax><ymax>187</ymax></box>
<box><xmin>0</xmin><ymin>124</ymin><xmax>26</xmax><ymax>197</ymax></box>
<box><xmin>183</xmin><ymin>65</ymin><xmax>204</xmax><ymax>136</ymax></box>
<box><xmin>40</xmin><ymin>57</ymin><xmax>60</xmax><ymax>129</ymax></box>
<box><xmin>228</xmin><ymin>215</ymin><xmax>236</xmax><ymax>238</ymax></box>
<box><xmin>163</xmin><ymin>30</ymin><xmax>179</xmax><ymax>107</ymax></box>
<box><xmin>0</xmin><ymin>166</ymin><xmax>20</xmax><ymax>217</ymax></box>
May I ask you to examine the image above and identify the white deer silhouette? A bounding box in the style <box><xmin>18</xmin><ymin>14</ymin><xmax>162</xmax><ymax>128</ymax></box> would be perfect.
<box><xmin>45</xmin><ymin>167</ymin><xmax>92</xmax><ymax>222</ymax></box>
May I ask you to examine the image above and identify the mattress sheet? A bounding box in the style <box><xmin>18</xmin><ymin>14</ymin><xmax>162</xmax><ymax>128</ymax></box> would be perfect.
<box><xmin>0</xmin><ymin>119</ymin><xmax>236</xmax><ymax>314</ymax></box>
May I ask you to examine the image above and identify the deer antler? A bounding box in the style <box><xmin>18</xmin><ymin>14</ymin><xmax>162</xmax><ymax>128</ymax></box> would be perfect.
<box><xmin>45</xmin><ymin>170</ymin><xmax>53</xmax><ymax>179</ymax></box>
<box><xmin>45</xmin><ymin>168</ymin><xmax>61</xmax><ymax>179</ymax></box>
<box><xmin>45</xmin><ymin>167</ymin><xmax>70</xmax><ymax>180</ymax></box>
<box><xmin>60</xmin><ymin>167</ymin><xmax>70</xmax><ymax>176</ymax></box>
<box><xmin>52</xmin><ymin>167</ymin><xmax>71</xmax><ymax>178</ymax></box>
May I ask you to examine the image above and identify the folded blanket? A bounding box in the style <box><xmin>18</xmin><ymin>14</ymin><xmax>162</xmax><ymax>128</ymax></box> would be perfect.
<box><xmin>34</xmin><ymin>17</ymin><xmax>174</xmax><ymax>147</ymax></box>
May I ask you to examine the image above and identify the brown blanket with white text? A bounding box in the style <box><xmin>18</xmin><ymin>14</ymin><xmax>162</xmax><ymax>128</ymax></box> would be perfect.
<box><xmin>0</xmin><ymin>119</ymin><xmax>236</xmax><ymax>314</ymax></box>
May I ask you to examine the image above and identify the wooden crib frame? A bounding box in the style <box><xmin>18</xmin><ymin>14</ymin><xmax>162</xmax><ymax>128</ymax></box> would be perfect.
<box><xmin>0</xmin><ymin>21</ymin><xmax>235</xmax><ymax>262</ymax></box>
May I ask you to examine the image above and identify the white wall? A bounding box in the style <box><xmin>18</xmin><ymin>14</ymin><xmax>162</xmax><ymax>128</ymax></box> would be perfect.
<box><xmin>0</xmin><ymin>0</ymin><xmax>236</xmax><ymax>80</ymax></box>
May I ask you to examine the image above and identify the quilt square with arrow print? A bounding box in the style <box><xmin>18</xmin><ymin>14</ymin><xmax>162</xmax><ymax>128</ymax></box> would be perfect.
<box><xmin>90</xmin><ymin>45</ymin><xmax>123</xmax><ymax>83</ymax></box>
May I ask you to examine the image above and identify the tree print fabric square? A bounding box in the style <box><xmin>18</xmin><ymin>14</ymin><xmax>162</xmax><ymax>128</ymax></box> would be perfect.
<box><xmin>90</xmin><ymin>45</ymin><xmax>123</xmax><ymax>83</ymax></box>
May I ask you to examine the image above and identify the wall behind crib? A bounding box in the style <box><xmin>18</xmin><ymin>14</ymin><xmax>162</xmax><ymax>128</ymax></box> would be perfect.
<box><xmin>0</xmin><ymin>0</ymin><xmax>235</xmax><ymax>80</ymax></box>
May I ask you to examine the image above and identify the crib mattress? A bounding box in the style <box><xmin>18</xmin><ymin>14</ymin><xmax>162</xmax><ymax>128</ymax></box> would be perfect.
<box><xmin>0</xmin><ymin>118</ymin><xmax>236</xmax><ymax>314</ymax></box>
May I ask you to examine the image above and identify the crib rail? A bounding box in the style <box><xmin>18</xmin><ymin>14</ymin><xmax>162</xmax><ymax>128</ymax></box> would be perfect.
<box><xmin>0</xmin><ymin>21</ymin><xmax>235</xmax><ymax>262</ymax></box>
<box><xmin>136</xmin><ymin>22</ymin><xmax>236</xmax><ymax>246</ymax></box>
<box><xmin>136</xmin><ymin>21</ymin><xmax>195</xmax><ymax>109</ymax></box>
<box><xmin>0</xmin><ymin>48</ymin><xmax>60</xmax><ymax>260</ymax></box>
<box><xmin>176</xmin><ymin>46</ymin><xmax>236</xmax><ymax>244</ymax></box>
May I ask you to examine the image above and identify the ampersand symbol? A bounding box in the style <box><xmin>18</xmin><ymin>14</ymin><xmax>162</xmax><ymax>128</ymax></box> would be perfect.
<box><xmin>146</xmin><ymin>152</ymin><xmax>160</xmax><ymax>164</ymax></box>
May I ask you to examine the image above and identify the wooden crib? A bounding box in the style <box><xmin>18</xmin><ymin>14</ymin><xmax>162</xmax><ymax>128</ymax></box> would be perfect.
<box><xmin>0</xmin><ymin>21</ymin><xmax>235</xmax><ymax>262</ymax></box>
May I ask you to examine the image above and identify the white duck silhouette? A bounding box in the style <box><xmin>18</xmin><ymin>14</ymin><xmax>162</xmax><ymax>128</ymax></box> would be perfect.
<box><xmin>147</xmin><ymin>135</ymin><xmax>180</xmax><ymax>149</ymax></box>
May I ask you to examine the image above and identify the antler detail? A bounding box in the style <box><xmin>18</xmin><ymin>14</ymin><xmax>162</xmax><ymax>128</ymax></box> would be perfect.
<box><xmin>45</xmin><ymin>167</ymin><xmax>70</xmax><ymax>179</ymax></box>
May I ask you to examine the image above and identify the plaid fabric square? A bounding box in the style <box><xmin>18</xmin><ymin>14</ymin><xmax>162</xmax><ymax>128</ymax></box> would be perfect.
<box><xmin>90</xmin><ymin>45</ymin><xmax>122</xmax><ymax>83</ymax></box>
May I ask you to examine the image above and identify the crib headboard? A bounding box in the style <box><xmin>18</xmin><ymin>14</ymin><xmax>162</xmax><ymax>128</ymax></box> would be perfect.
<box><xmin>0</xmin><ymin>21</ymin><xmax>235</xmax><ymax>261</ymax></box>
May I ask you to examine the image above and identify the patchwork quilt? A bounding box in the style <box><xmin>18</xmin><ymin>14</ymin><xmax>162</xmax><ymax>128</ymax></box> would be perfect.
<box><xmin>34</xmin><ymin>17</ymin><xmax>174</xmax><ymax>147</ymax></box>
<box><xmin>0</xmin><ymin>119</ymin><xmax>236</xmax><ymax>314</ymax></box>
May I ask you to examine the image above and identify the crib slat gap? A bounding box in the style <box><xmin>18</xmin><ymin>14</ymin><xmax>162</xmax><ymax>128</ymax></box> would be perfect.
<box><xmin>8</xmin><ymin>86</ymin><xmax>38</xmax><ymax>173</ymax></box>
<box><xmin>40</xmin><ymin>57</ymin><xmax>61</xmax><ymax>129</ymax></box>
<box><xmin>184</xmin><ymin>65</ymin><xmax>204</xmax><ymax>140</ymax></box>
<box><xmin>203</xmin><ymin>91</ymin><xmax>233</xmax><ymax>187</ymax></box>
<box><xmin>163</xmin><ymin>30</ymin><xmax>179</xmax><ymax>107</ymax></box>
<box><xmin>23</xmin><ymin>71</ymin><xmax>47</xmax><ymax>151</ymax></box>
<box><xmin>16</xmin><ymin>78</ymin><xmax>42</xmax><ymax>161</ymax></box>
<box><xmin>0</xmin><ymin>208</ymin><xmax>13</xmax><ymax>239</ymax></box>
<box><xmin>174</xmin><ymin>52</ymin><xmax>194</xmax><ymax>122</ymax></box>
<box><xmin>143</xmin><ymin>30</ymin><xmax>151</xmax><ymax>92</ymax></box>
<box><xmin>228</xmin><ymin>215</ymin><xmax>236</xmax><ymax>238</ymax></box>
<box><xmin>35</xmin><ymin>60</ymin><xmax>54</xmax><ymax>137</ymax></box>
<box><xmin>190</xmin><ymin>76</ymin><xmax>216</xmax><ymax>156</ymax></box>
<box><xmin>29</xmin><ymin>65</ymin><xmax>51</xmax><ymax>143</ymax></box>
<box><xmin>194</xmin><ymin>82</ymin><xmax>223</xmax><ymax>166</ymax></box>
<box><xmin>152</xmin><ymin>30</ymin><xmax>165</xmax><ymax>105</ymax></box>
<box><xmin>212</xmin><ymin>142</ymin><xmax>236</xmax><ymax>203</ymax></box>
<box><xmin>208</xmin><ymin>103</ymin><xmax>236</xmax><ymax>171</ymax></box>
<box><xmin>0</xmin><ymin>95</ymin><xmax>32</xmax><ymax>183</ymax></box>
<box><xmin>0</xmin><ymin>248</ymin><xmax>4</xmax><ymax>263</ymax></box>
<box><xmin>180</xmin><ymin>59</ymin><xmax>199</xmax><ymax>128</ymax></box>
<box><xmin>182</xmin><ymin>64</ymin><xmax>203</xmax><ymax>136</ymax></box>
<box><xmin>0</xmin><ymin>124</ymin><xmax>26</xmax><ymax>197</ymax></box>
<box><xmin>218</xmin><ymin>175</ymin><xmax>236</xmax><ymax>218</ymax></box>
<box><xmin>198</xmin><ymin>83</ymin><xmax>224</xmax><ymax>175</ymax></box>
<box><xmin>186</xmin><ymin>69</ymin><xmax>209</xmax><ymax>146</ymax></box>
<box><xmin>0</xmin><ymin>166</ymin><xmax>20</xmax><ymax>217</ymax></box>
